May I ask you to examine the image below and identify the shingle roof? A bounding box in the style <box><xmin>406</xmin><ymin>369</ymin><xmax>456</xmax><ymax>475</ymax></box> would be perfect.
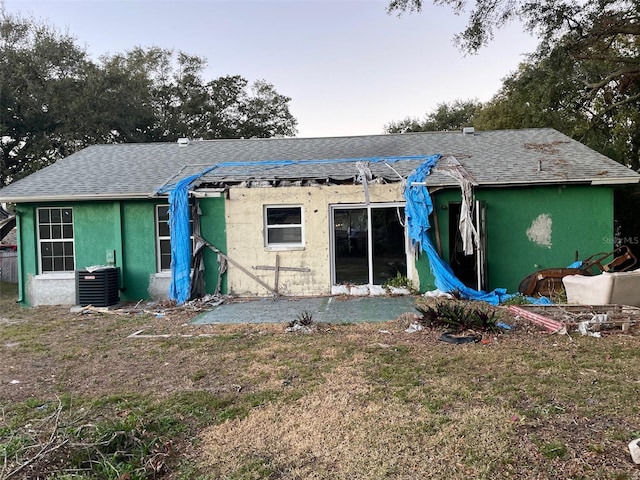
<box><xmin>1</xmin><ymin>128</ymin><xmax>638</xmax><ymax>202</ymax></box>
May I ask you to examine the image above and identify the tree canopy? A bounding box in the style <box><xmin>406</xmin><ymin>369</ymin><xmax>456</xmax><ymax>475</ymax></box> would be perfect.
<box><xmin>386</xmin><ymin>0</ymin><xmax>640</xmax><ymax>169</ymax></box>
<box><xmin>0</xmin><ymin>15</ymin><xmax>297</xmax><ymax>186</ymax></box>
<box><xmin>384</xmin><ymin>99</ymin><xmax>481</xmax><ymax>133</ymax></box>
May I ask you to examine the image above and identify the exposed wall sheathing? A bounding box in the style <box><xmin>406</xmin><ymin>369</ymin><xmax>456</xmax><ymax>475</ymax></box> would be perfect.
<box><xmin>224</xmin><ymin>184</ymin><xmax>408</xmax><ymax>296</ymax></box>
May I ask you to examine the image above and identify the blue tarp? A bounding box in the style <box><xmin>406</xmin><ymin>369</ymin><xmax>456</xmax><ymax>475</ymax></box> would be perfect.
<box><xmin>160</xmin><ymin>154</ymin><xmax>551</xmax><ymax>305</ymax></box>
<box><xmin>404</xmin><ymin>154</ymin><xmax>550</xmax><ymax>305</ymax></box>
<box><xmin>164</xmin><ymin>167</ymin><xmax>216</xmax><ymax>304</ymax></box>
<box><xmin>158</xmin><ymin>155</ymin><xmax>437</xmax><ymax>305</ymax></box>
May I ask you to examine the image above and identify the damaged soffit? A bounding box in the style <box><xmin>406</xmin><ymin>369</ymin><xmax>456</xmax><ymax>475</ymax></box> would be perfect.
<box><xmin>157</xmin><ymin>156</ymin><xmax>453</xmax><ymax>191</ymax></box>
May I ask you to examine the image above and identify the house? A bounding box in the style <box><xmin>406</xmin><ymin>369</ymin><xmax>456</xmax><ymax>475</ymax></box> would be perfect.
<box><xmin>0</xmin><ymin>205</ymin><xmax>16</xmax><ymax>244</ymax></box>
<box><xmin>0</xmin><ymin>128</ymin><xmax>638</xmax><ymax>306</ymax></box>
<box><xmin>0</xmin><ymin>206</ymin><xmax>18</xmax><ymax>283</ymax></box>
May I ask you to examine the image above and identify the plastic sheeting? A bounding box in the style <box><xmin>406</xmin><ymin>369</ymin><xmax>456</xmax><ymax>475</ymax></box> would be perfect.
<box><xmin>162</xmin><ymin>167</ymin><xmax>215</xmax><ymax>304</ymax></box>
<box><xmin>158</xmin><ymin>155</ymin><xmax>437</xmax><ymax>305</ymax></box>
<box><xmin>404</xmin><ymin>155</ymin><xmax>550</xmax><ymax>305</ymax></box>
<box><xmin>442</xmin><ymin>167</ymin><xmax>478</xmax><ymax>255</ymax></box>
<box><xmin>405</xmin><ymin>155</ymin><xmax>441</xmax><ymax>250</ymax></box>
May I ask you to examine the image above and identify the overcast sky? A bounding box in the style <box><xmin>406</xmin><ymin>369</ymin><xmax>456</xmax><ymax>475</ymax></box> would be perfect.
<box><xmin>7</xmin><ymin>0</ymin><xmax>539</xmax><ymax>138</ymax></box>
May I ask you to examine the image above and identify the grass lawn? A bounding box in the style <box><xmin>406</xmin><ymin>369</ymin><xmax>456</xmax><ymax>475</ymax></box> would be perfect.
<box><xmin>1</xmin><ymin>281</ymin><xmax>639</xmax><ymax>479</ymax></box>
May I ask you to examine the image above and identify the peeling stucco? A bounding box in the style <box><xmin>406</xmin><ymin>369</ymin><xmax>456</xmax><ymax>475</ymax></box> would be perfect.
<box><xmin>224</xmin><ymin>184</ymin><xmax>412</xmax><ymax>296</ymax></box>
<box><xmin>527</xmin><ymin>214</ymin><xmax>552</xmax><ymax>248</ymax></box>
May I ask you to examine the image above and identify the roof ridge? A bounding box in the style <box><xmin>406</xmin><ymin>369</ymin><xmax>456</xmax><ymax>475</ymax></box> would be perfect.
<box><xmin>82</xmin><ymin>127</ymin><xmax>563</xmax><ymax>148</ymax></box>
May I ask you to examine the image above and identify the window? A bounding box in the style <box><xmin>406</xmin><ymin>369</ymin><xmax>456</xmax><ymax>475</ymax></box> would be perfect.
<box><xmin>264</xmin><ymin>206</ymin><xmax>304</xmax><ymax>247</ymax></box>
<box><xmin>156</xmin><ymin>204</ymin><xmax>194</xmax><ymax>272</ymax></box>
<box><xmin>156</xmin><ymin>205</ymin><xmax>171</xmax><ymax>271</ymax></box>
<box><xmin>38</xmin><ymin>207</ymin><xmax>74</xmax><ymax>272</ymax></box>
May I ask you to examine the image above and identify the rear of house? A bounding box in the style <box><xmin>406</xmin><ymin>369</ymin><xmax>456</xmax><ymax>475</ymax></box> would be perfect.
<box><xmin>1</xmin><ymin>128</ymin><xmax>637</xmax><ymax>306</ymax></box>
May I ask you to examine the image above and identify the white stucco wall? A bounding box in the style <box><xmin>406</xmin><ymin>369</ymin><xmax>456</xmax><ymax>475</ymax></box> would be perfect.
<box><xmin>224</xmin><ymin>184</ymin><xmax>413</xmax><ymax>297</ymax></box>
<box><xmin>26</xmin><ymin>273</ymin><xmax>76</xmax><ymax>306</ymax></box>
<box><xmin>148</xmin><ymin>272</ymin><xmax>171</xmax><ymax>300</ymax></box>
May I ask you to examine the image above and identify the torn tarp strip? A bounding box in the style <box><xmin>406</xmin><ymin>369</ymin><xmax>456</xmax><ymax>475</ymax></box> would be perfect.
<box><xmin>404</xmin><ymin>155</ymin><xmax>550</xmax><ymax>306</ymax></box>
<box><xmin>167</xmin><ymin>166</ymin><xmax>217</xmax><ymax>304</ymax></box>
<box><xmin>404</xmin><ymin>154</ymin><xmax>441</xmax><ymax>248</ymax></box>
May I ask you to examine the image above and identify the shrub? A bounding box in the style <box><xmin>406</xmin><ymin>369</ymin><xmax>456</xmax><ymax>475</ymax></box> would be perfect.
<box><xmin>383</xmin><ymin>273</ymin><xmax>416</xmax><ymax>293</ymax></box>
<box><xmin>415</xmin><ymin>300</ymin><xmax>501</xmax><ymax>333</ymax></box>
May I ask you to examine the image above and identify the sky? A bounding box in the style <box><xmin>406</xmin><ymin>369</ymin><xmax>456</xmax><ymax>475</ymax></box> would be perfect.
<box><xmin>6</xmin><ymin>0</ymin><xmax>540</xmax><ymax>138</ymax></box>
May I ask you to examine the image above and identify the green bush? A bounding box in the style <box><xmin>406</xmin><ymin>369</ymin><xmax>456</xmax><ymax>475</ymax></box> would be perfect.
<box><xmin>383</xmin><ymin>273</ymin><xmax>417</xmax><ymax>293</ymax></box>
<box><xmin>415</xmin><ymin>300</ymin><xmax>501</xmax><ymax>333</ymax></box>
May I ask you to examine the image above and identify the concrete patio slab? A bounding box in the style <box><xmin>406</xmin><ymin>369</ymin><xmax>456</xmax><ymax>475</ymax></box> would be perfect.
<box><xmin>190</xmin><ymin>296</ymin><xmax>419</xmax><ymax>325</ymax></box>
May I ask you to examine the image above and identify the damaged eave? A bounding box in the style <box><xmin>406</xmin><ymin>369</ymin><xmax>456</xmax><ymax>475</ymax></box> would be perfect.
<box><xmin>193</xmin><ymin>174</ymin><xmax>410</xmax><ymax>189</ymax></box>
<box><xmin>190</xmin><ymin>188</ymin><xmax>225</xmax><ymax>198</ymax></box>
<box><xmin>590</xmin><ymin>177</ymin><xmax>640</xmax><ymax>185</ymax></box>
<box><xmin>408</xmin><ymin>181</ymin><xmax>464</xmax><ymax>188</ymax></box>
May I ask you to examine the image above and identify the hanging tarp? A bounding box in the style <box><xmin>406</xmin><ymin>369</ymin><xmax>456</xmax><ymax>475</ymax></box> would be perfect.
<box><xmin>441</xmin><ymin>167</ymin><xmax>478</xmax><ymax>256</ymax></box>
<box><xmin>157</xmin><ymin>156</ymin><xmax>438</xmax><ymax>304</ymax></box>
<box><xmin>158</xmin><ymin>167</ymin><xmax>216</xmax><ymax>304</ymax></box>
<box><xmin>404</xmin><ymin>155</ymin><xmax>550</xmax><ymax>305</ymax></box>
<box><xmin>404</xmin><ymin>155</ymin><xmax>441</xmax><ymax>249</ymax></box>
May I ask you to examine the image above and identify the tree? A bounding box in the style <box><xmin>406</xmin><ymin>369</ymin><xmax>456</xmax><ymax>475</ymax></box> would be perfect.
<box><xmin>387</xmin><ymin>0</ymin><xmax>640</xmax><ymax>168</ymax></box>
<box><xmin>0</xmin><ymin>17</ymin><xmax>161</xmax><ymax>185</ymax></box>
<box><xmin>103</xmin><ymin>47</ymin><xmax>298</xmax><ymax>142</ymax></box>
<box><xmin>386</xmin><ymin>0</ymin><xmax>640</xmax><ymax>122</ymax></box>
<box><xmin>387</xmin><ymin>0</ymin><xmax>638</xmax><ymax>56</ymax></box>
<box><xmin>1</xmin><ymin>15</ymin><xmax>90</xmax><ymax>185</ymax></box>
<box><xmin>0</xmin><ymin>16</ymin><xmax>298</xmax><ymax>186</ymax></box>
<box><xmin>237</xmin><ymin>79</ymin><xmax>299</xmax><ymax>139</ymax></box>
<box><xmin>474</xmin><ymin>45</ymin><xmax>640</xmax><ymax>169</ymax></box>
<box><xmin>473</xmin><ymin>48</ymin><xmax>589</xmax><ymax>131</ymax></box>
<box><xmin>385</xmin><ymin>99</ymin><xmax>482</xmax><ymax>133</ymax></box>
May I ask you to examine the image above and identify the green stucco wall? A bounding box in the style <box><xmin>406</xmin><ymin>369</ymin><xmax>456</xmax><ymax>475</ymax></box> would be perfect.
<box><xmin>416</xmin><ymin>184</ymin><xmax>614</xmax><ymax>293</ymax></box>
<box><xmin>14</xmin><ymin>185</ymin><xmax>613</xmax><ymax>303</ymax></box>
<box><xmin>119</xmin><ymin>202</ymin><xmax>159</xmax><ymax>300</ymax></box>
<box><xmin>15</xmin><ymin>204</ymin><xmax>36</xmax><ymax>303</ymax></box>
<box><xmin>15</xmin><ymin>197</ymin><xmax>227</xmax><ymax>305</ymax></box>
<box><xmin>73</xmin><ymin>202</ymin><xmax>124</xmax><ymax>273</ymax></box>
<box><xmin>199</xmin><ymin>197</ymin><xmax>228</xmax><ymax>294</ymax></box>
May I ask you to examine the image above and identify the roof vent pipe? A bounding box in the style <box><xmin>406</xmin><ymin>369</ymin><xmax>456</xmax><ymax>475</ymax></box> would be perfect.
<box><xmin>462</xmin><ymin>127</ymin><xmax>475</xmax><ymax>135</ymax></box>
<box><xmin>177</xmin><ymin>138</ymin><xmax>190</xmax><ymax>146</ymax></box>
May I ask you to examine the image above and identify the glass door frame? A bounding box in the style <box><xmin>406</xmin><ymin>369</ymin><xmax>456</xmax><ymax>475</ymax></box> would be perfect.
<box><xmin>329</xmin><ymin>202</ymin><xmax>409</xmax><ymax>286</ymax></box>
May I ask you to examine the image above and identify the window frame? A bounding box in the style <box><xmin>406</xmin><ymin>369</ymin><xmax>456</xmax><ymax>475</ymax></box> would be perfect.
<box><xmin>156</xmin><ymin>204</ymin><xmax>172</xmax><ymax>272</ymax></box>
<box><xmin>155</xmin><ymin>204</ymin><xmax>195</xmax><ymax>272</ymax></box>
<box><xmin>264</xmin><ymin>205</ymin><xmax>305</xmax><ymax>249</ymax></box>
<box><xmin>37</xmin><ymin>207</ymin><xmax>75</xmax><ymax>274</ymax></box>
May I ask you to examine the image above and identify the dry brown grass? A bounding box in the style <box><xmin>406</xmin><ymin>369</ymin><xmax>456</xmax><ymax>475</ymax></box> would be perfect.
<box><xmin>1</xmin><ymin>283</ymin><xmax>640</xmax><ymax>479</ymax></box>
<box><xmin>201</xmin><ymin>364</ymin><xmax>517</xmax><ymax>479</ymax></box>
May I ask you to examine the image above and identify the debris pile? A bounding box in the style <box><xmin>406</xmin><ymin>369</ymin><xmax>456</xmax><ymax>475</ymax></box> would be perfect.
<box><xmin>508</xmin><ymin>304</ymin><xmax>640</xmax><ymax>336</ymax></box>
<box><xmin>74</xmin><ymin>294</ymin><xmax>226</xmax><ymax>318</ymax></box>
<box><xmin>285</xmin><ymin>310</ymin><xmax>315</xmax><ymax>333</ymax></box>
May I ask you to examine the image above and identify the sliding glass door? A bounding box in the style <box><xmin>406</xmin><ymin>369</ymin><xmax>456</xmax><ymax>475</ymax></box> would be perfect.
<box><xmin>331</xmin><ymin>204</ymin><xmax>406</xmax><ymax>286</ymax></box>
